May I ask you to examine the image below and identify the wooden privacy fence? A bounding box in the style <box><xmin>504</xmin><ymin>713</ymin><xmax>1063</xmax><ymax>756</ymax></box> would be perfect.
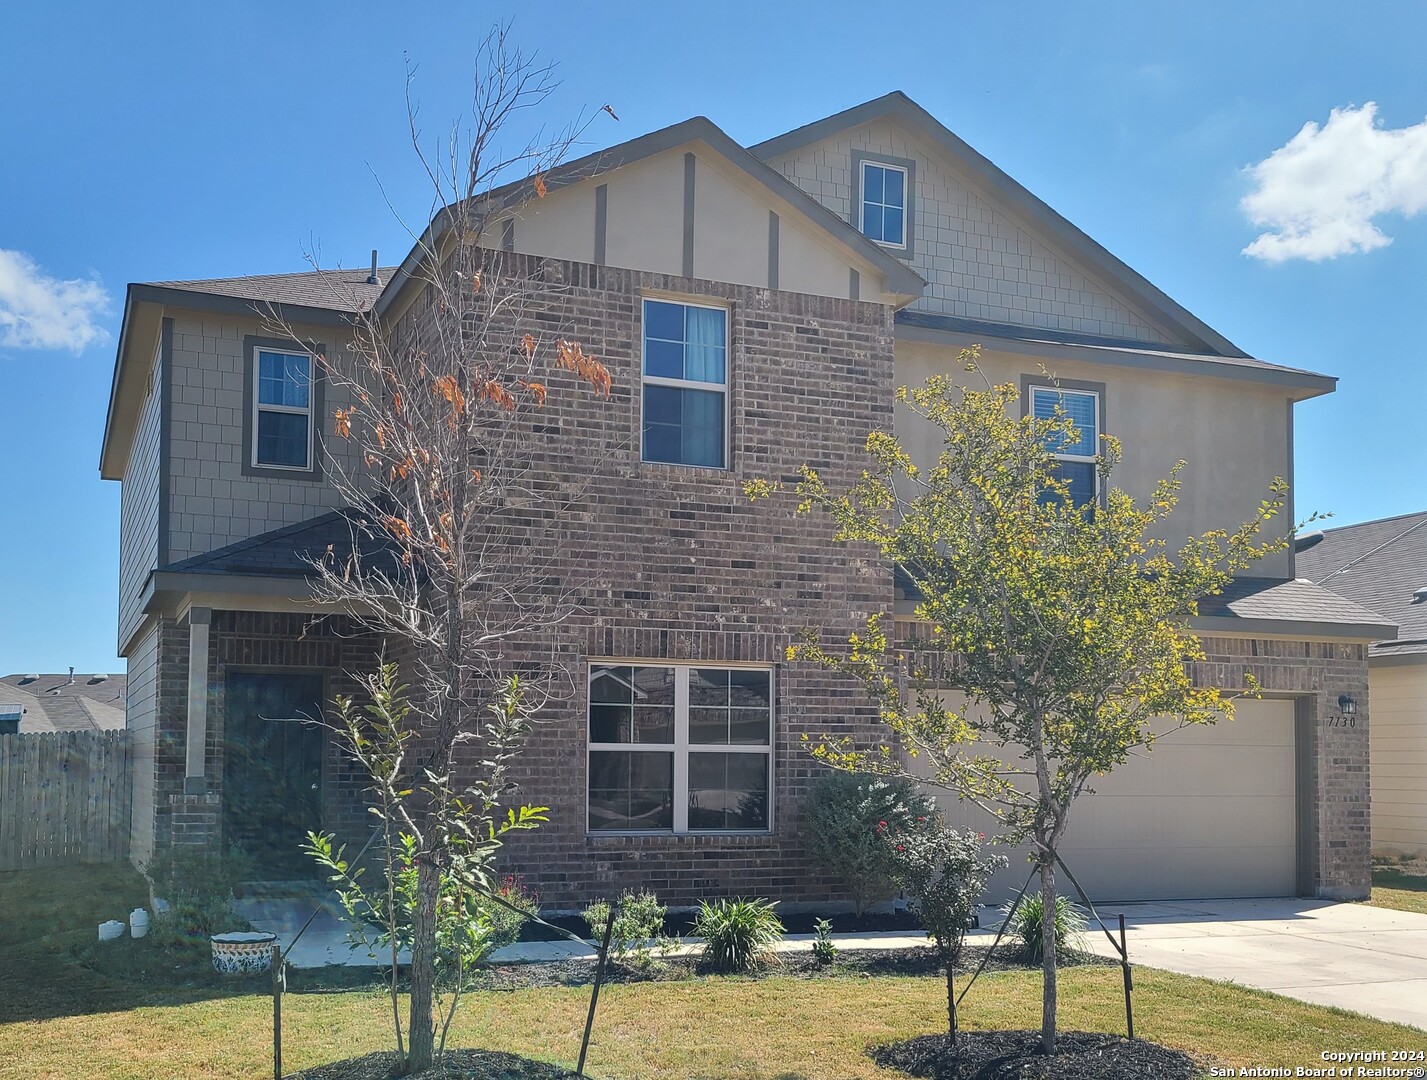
<box><xmin>0</xmin><ymin>731</ymin><xmax>131</xmax><ymax>870</ymax></box>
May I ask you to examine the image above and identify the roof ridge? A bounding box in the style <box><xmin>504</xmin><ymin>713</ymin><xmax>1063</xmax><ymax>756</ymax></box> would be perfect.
<box><xmin>1319</xmin><ymin>508</ymin><xmax>1427</xmax><ymax>535</ymax></box>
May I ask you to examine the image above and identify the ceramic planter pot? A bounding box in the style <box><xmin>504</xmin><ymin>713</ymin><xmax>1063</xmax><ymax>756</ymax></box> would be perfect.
<box><xmin>210</xmin><ymin>931</ymin><xmax>278</xmax><ymax>975</ymax></box>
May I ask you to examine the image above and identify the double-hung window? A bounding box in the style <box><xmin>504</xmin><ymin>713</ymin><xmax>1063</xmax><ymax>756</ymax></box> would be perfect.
<box><xmin>587</xmin><ymin>663</ymin><xmax>773</xmax><ymax>833</ymax></box>
<box><xmin>641</xmin><ymin>298</ymin><xmax>727</xmax><ymax>469</ymax></box>
<box><xmin>1031</xmin><ymin>386</ymin><xmax>1099</xmax><ymax>508</ymax></box>
<box><xmin>252</xmin><ymin>348</ymin><xmax>314</xmax><ymax>470</ymax></box>
<box><xmin>860</xmin><ymin>161</ymin><xmax>907</xmax><ymax>248</ymax></box>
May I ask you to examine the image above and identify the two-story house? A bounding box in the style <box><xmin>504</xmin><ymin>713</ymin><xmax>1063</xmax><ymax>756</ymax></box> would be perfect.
<box><xmin>102</xmin><ymin>92</ymin><xmax>1391</xmax><ymax>907</ymax></box>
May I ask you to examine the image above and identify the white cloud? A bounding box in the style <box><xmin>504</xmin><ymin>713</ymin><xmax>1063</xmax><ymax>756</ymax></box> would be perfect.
<box><xmin>1241</xmin><ymin>103</ymin><xmax>1427</xmax><ymax>262</ymax></box>
<box><xmin>0</xmin><ymin>249</ymin><xmax>112</xmax><ymax>352</ymax></box>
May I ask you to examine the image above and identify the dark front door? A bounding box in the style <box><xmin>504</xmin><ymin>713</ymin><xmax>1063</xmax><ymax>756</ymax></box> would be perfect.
<box><xmin>223</xmin><ymin>671</ymin><xmax>325</xmax><ymax>879</ymax></box>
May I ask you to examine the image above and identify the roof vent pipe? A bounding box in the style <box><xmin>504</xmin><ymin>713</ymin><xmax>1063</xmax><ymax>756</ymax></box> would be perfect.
<box><xmin>367</xmin><ymin>250</ymin><xmax>379</xmax><ymax>285</ymax></box>
<box><xmin>67</xmin><ymin>667</ymin><xmax>75</xmax><ymax>685</ymax></box>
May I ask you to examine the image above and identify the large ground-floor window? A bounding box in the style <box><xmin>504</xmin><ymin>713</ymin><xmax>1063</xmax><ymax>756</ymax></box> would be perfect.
<box><xmin>587</xmin><ymin>663</ymin><xmax>773</xmax><ymax>834</ymax></box>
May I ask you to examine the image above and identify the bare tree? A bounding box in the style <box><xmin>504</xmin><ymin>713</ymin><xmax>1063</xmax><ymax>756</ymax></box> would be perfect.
<box><xmin>272</xmin><ymin>27</ymin><xmax>615</xmax><ymax>1072</ymax></box>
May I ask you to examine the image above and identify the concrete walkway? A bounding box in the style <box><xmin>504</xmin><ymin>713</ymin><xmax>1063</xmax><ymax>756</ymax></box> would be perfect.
<box><xmin>1077</xmin><ymin>898</ymin><xmax>1427</xmax><ymax>1031</ymax></box>
<box><xmin>238</xmin><ymin>892</ymin><xmax>1427</xmax><ymax>1033</ymax></box>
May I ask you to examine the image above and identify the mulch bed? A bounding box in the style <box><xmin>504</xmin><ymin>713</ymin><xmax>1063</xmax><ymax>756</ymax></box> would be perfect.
<box><xmin>518</xmin><ymin>906</ymin><xmax>928</xmax><ymax>941</ymax></box>
<box><xmin>289</xmin><ymin>1049</ymin><xmax>577</xmax><ymax>1080</ymax></box>
<box><xmin>466</xmin><ymin>944</ymin><xmax>1113</xmax><ymax>991</ymax></box>
<box><xmin>870</xmin><ymin>1030</ymin><xmax>1199</xmax><ymax>1080</ymax></box>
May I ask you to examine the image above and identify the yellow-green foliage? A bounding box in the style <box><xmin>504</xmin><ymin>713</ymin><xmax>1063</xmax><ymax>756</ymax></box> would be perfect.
<box><xmin>788</xmin><ymin>350</ymin><xmax>1296</xmax><ymax>849</ymax></box>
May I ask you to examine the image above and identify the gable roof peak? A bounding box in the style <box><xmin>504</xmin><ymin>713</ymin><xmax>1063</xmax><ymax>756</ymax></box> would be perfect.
<box><xmin>750</xmin><ymin>91</ymin><xmax>1249</xmax><ymax>359</ymax></box>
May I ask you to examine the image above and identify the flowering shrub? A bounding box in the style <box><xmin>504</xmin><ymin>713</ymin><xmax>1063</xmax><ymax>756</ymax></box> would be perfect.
<box><xmin>880</xmin><ymin>816</ymin><xmax>1006</xmax><ymax>1037</ymax></box>
<box><xmin>803</xmin><ymin>772</ymin><xmax>936</xmax><ymax>915</ymax></box>
<box><xmin>582</xmin><ymin>889</ymin><xmax>678</xmax><ymax>972</ymax></box>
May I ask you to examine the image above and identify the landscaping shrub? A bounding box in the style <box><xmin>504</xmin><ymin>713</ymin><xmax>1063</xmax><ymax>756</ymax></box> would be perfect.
<box><xmin>811</xmin><ymin>917</ymin><xmax>837</xmax><ymax>966</ymax></box>
<box><xmin>487</xmin><ymin>874</ymin><xmax>540</xmax><ymax>948</ymax></box>
<box><xmin>582</xmin><ymin>889</ymin><xmax>677</xmax><ymax>972</ymax></box>
<box><xmin>881</xmin><ymin>817</ymin><xmax>1005</xmax><ymax>1038</ymax></box>
<box><xmin>803</xmin><ymin>772</ymin><xmax>937</xmax><ymax>916</ymax></box>
<box><xmin>692</xmin><ymin>897</ymin><xmax>784</xmax><ymax>973</ymax></box>
<box><xmin>141</xmin><ymin>846</ymin><xmax>254</xmax><ymax>947</ymax></box>
<box><xmin>1002</xmin><ymin>892</ymin><xmax>1087</xmax><ymax>962</ymax></box>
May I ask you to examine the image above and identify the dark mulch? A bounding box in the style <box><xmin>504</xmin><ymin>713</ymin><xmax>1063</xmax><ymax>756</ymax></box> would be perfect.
<box><xmin>467</xmin><ymin>945</ymin><xmax>1113</xmax><ymax>991</ymax></box>
<box><xmin>288</xmin><ymin>1048</ymin><xmax>577</xmax><ymax>1080</ymax></box>
<box><xmin>518</xmin><ymin>906</ymin><xmax>927</xmax><ymax>942</ymax></box>
<box><xmin>870</xmin><ymin>1030</ymin><xmax>1198</xmax><ymax>1080</ymax></box>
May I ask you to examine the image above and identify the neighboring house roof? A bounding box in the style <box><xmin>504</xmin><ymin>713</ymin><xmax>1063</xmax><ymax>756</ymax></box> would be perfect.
<box><xmin>159</xmin><ymin>509</ymin><xmax>403</xmax><ymax>581</ymax></box>
<box><xmin>140</xmin><ymin>267</ymin><xmax>394</xmax><ymax>314</ymax></box>
<box><xmin>1296</xmin><ymin>511</ymin><xmax>1427</xmax><ymax>659</ymax></box>
<box><xmin>0</xmin><ymin>673</ymin><xmax>127</xmax><ymax>734</ymax></box>
<box><xmin>750</xmin><ymin>90</ymin><xmax>1248</xmax><ymax>359</ymax></box>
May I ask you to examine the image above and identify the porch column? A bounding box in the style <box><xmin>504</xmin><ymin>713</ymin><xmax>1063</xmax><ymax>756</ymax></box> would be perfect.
<box><xmin>183</xmin><ymin>607</ymin><xmax>211</xmax><ymax>795</ymax></box>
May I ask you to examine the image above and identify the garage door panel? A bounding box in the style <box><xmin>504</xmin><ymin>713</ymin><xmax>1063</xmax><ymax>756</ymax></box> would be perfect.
<box><xmin>931</xmin><ymin>698</ymin><xmax>1297</xmax><ymax>902</ymax></box>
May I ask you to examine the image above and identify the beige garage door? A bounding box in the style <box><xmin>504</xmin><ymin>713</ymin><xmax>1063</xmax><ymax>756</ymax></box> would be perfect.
<box><xmin>935</xmin><ymin>698</ymin><xmax>1297</xmax><ymax>903</ymax></box>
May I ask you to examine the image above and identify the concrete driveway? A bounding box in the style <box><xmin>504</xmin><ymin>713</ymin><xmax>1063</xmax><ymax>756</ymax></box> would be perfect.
<box><xmin>1080</xmin><ymin>898</ymin><xmax>1427</xmax><ymax>1030</ymax></box>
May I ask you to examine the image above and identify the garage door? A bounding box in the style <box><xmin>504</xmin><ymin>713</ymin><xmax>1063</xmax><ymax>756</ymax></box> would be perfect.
<box><xmin>934</xmin><ymin>698</ymin><xmax>1297</xmax><ymax>903</ymax></box>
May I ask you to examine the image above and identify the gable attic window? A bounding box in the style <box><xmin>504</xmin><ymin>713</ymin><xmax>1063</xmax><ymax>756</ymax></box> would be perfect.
<box><xmin>860</xmin><ymin>161</ymin><xmax>907</xmax><ymax>247</ymax></box>
<box><xmin>641</xmin><ymin>298</ymin><xmax>728</xmax><ymax>469</ymax></box>
<box><xmin>242</xmin><ymin>336</ymin><xmax>325</xmax><ymax>479</ymax></box>
<box><xmin>1032</xmin><ymin>385</ymin><xmax>1100</xmax><ymax>508</ymax></box>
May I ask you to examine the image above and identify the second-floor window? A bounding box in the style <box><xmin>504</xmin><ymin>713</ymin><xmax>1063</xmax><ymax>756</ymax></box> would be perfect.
<box><xmin>860</xmin><ymin>161</ymin><xmax>907</xmax><ymax>248</ymax></box>
<box><xmin>1032</xmin><ymin>386</ymin><xmax>1099</xmax><ymax>507</ymax></box>
<box><xmin>641</xmin><ymin>298</ymin><xmax>727</xmax><ymax>469</ymax></box>
<box><xmin>253</xmin><ymin>349</ymin><xmax>313</xmax><ymax>470</ymax></box>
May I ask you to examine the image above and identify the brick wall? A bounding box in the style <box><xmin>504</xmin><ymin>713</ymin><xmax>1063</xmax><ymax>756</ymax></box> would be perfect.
<box><xmin>1192</xmin><ymin>634</ymin><xmax>1372</xmax><ymax>899</ymax></box>
<box><xmin>385</xmin><ymin>255</ymin><xmax>896</xmax><ymax>909</ymax></box>
<box><xmin>148</xmin><ymin>610</ymin><xmax>385</xmax><ymax>857</ymax></box>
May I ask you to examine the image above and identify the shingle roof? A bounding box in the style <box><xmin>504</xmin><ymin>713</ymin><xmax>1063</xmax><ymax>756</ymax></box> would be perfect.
<box><xmin>1296</xmin><ymin>511</ymin><xmax>1427</xmax><ymax>657</ymax></box>
<box><xmin>162</xmin><ymin>509</ymin><xmax>403</xmax><ymax>580</ymax></box>
<box><xmin>144</xmin><ymin>268</ymin><xmax>395</xmax><ymax>314</ymax></box>
<box><xmin>895</xmin><ymin>310</ymin><xmax>1334</xmax><ymax>391</ymax></box>
<box><xmin>1195</xmin><ymin>576</ymin><xmax>1394</xmax><ymax>632</ymax></box>
<box><xmin>894</xmin><ymin>567</ymin><xmax>1392</xmax><ymax>636</ymax></box>
<box><xmin>0</xmin><ymin>673</ymin><xmax>127</xmax><ymax>734</ymax></box>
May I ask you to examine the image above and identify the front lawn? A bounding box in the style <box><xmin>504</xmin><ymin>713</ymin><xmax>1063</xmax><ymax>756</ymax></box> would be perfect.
<box><xmin>3</xmin><ymin>864</ymin><xmax>1424</xmax><ymax>1079</ymax></box>
<box><xmin>1368</xmin><ymin>862</ymin><xmax>1427</xmax><ymax>915</ymax></box>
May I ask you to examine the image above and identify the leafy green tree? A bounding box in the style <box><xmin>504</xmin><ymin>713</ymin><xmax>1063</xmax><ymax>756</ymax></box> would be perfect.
<box><xmin>763</xmin><ymin>351</ymin><xmax>1295</xmax><ymax>1054</ymax></box>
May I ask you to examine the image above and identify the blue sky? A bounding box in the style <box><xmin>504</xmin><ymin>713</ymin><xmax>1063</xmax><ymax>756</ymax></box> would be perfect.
<box><xmin>2</xmin><ymin>1</ymin><xmax>1424</xmax><ymax>674</ymax></box>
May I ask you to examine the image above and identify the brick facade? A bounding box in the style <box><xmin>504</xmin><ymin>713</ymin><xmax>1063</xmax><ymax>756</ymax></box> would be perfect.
<box><xmin>133</xmin><ymin>252</ymin><xmax>1372</xmax><ymax>908</ymax></box>
<box><xmin>145</xmin><ymin>611</ymin><xmax>385</xmax><ymax>858</ymax></box>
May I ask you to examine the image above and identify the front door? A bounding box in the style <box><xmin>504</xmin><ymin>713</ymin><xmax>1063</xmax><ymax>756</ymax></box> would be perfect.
<box><xmin>223</xmin><ymin>671</ymin><xmax>326</xmax><ymax>879</ymax></box>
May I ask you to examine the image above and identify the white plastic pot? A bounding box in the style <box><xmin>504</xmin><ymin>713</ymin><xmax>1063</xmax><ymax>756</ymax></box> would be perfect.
<box><xmin>98</xmin><ymin>920</ymin><xmax>125</xmax><ymax>942</ymax></box>
<box><xmin>130</xmin><ymin>908</ymin><xmax>149</xmax><ymax>939</ymax></box>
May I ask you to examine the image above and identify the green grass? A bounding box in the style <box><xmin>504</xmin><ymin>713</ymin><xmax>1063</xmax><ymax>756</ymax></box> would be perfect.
<box><xmin>1368</xmin><ymin>864</ymin><xmax>1427</xmax><ymax>915</ymax></box>
<box><xmin>2</xmin><ymin>865</ymin><xmax>1424</xmax><ymax>1080</ymax></box>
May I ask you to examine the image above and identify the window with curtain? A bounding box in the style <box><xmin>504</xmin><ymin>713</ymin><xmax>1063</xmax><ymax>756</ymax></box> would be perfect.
<box><xmin>861</xmin><ymin>161</ymin><xmax>907</xmax><ymax>247</ymax></box>
<box><xmin>587</xmin><ymin>663</ymin><xmax>773</xmax><ymax>833</ymax></box>
<box><xmin>253</xmin><ymin>349</ymin><xmax>313</xmax><ymax>469</ymax></box>
<box><xmin>641</xmin><ymin>299</ymin><xmax>727</xmax><ymax>468</ymax></box>
<box><xmin>1032</xmin><ymin>386</ymin><xmax>1099</xmax><ymax>508</ymax></box>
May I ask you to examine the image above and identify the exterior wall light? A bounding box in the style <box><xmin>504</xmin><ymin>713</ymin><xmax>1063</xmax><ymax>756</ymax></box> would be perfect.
<box><xmin>1337</xmin><ymin>694</ymin><xmax>1357</xmax><ymax>717</ymax></box>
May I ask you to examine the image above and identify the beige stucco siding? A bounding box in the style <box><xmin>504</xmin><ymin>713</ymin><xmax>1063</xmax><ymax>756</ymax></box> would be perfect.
<box><xmin>894</xmin><ymin>341</ymin><xmax>1295</xmax><ymax>579</ymax></box>
<box><xmin>118</xmin><ymin>335</ymin><xmax>163</xmax><ymax>651</ymax></box>
<box><xmin>601</xmin><ymin>152</ymin><xmax>686</xmax><ymax>277</ymax></box>
<box><xmin>499</xmin><ymin>143</ymin><xmax>881</xmax><ymax>303</ymax></box>
<box><xmin>765</xmin><ymin>119</ymin><xmax>1180</xmax><ymax>346</ymax></box>
<box><xmin>1370</xmin><ymin>662</ymin><xmax>1427</xmax><ymax>857</ymax></box>
<box><xmin>164</xmin><ymin>314</ymin><xmax>359</xmax><ymax>564</ymax></box>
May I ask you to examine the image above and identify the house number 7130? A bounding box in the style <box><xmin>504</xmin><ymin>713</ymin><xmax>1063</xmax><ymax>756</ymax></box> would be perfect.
<box><xmin>1325</xmin><ymin>715</ymin><xmax>1356</xmax><ymax>728</ymax></box>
